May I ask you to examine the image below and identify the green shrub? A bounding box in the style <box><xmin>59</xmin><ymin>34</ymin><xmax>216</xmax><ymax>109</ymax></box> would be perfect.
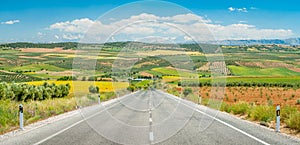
<box><xmin>231</xmin><ymin>102</ymin><xmax>250</xmax><ymax>115</ymax></box>
<box><xmin>250</xmin><ymin>105</ymin><xmax>275</xmax><ymax>122</ymax></box>
<box><xmin>89</xmin><ymin>85</ymin><xmax>99</xmax><ymax>94</ymax></box>
<box><xmin>233</xmin><ymin>98</ymin><xmax>237</xmax><ymax>102</ymax></box>
<box><xmin>296</xmin><ymin>99</ymin><xmax>300</xmax><ymax>105</ymax></box>
<box><xmin>0</xmin><ymin>82</ymin><xmax>70</xmax><ymax>102</ymax></box>
<box><xmin>281</xmin><ymin>106</ymin><xmax>297</xmax><ymax>120</ymax></box>
<box><xmin>127</xmin><ymin>85</ymin><xmax>136</xmax><ymax>92</ymax></box>
<box><xmin>221</xmin><ymin>103</ymin><xmax>232</xmax><ymax>113</ymax></box>
<box><xmin>285</xmin><ymin>112</ymin><xmax>300</xmax><ymax>132</ymax></box>
<box><xmin>183</xmin><ymin>88</ymin><xmax>192</xmax><ymax>97</ymax></box>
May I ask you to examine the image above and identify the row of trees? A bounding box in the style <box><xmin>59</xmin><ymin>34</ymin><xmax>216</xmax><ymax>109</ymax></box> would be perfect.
<box><xmin>0</xmin><ymin>42</ymin><xmax>78</xmax><ymax>49</ymax></box>
<box><xmin>0</xmin><ymin>82</ymin><xmax>70</xmax><ymax>102</ymax></box>
<box><xmin>57</xmin><ymin>76</ymin><xmax>77</xmax><ymax>81</ymax></box>
<box><xmin>179</xmin><ymin>81</ymin><xmax>300</xmax><ymax>88</ymax></box>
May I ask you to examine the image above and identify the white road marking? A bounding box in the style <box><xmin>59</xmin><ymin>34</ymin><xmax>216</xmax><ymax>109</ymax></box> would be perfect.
<box><xmin>34</xmin><ymin>90</ymin><xmax>270</xmax><ymax>145</ymax></box>
<box><xmin>33</xmin><ymin>118</ymin><xmax>85</xmax><ymax>145</ymax></box>
<box><xmin>195</xmin><ymin>108</ymin><xmax>270</xmax><ymax>145</ymax></box>
<box><xmin>149</xmin><ymin>132</ymin><xmax>154</xmax><ymax>141</ymax></box>
<box><xmin>33</xmin><ymin>92</ymin><xmax>136</xmax><ymax>145</ymax></box>
<box><xmin>159</xmin><ymin>91</ymin><xmax>270</xmax><ymax>145</ymax></box>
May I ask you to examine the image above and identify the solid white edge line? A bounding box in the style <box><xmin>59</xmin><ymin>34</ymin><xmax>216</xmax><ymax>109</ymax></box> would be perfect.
<box><xmin>33</xmin><ymin>103</ymin><xmax>117</xmax><ymax>145</ymax></box>
<box><xmin>195</xmin><ymin>108</ymin><xmax>270</xmax><ymax>145</ymax></box>
<box><xmin>158</xmin><ymin>90</ymin><xmax>270</xmax><ymax>145</ymax></box>
<box><xmin>33</xmin><ymin>91</ymin><xmax>138</xmax><ymax>145</ymax></box>
<box><xmin>33</xmin><ymin>119</ymin><xmax>85</xmax><ymax>145</ymax></box>
<box><xmin>34</xmin><ymin>90</ymin><xmax>270</xmax><ymax>145</ymax></box>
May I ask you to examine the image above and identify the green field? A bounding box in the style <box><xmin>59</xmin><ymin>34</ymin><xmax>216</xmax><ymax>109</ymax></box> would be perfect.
<box><xmin>151</xmin><ymin>67</ymin><xmax>198</xmax><ymax>77</ymax></box>
<box><xmin>228</xmin><ymin>65</ymin><xmax>300</xmax><ymax>77</ymax></box>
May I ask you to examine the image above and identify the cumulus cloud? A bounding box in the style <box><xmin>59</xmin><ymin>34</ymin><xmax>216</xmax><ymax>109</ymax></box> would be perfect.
<box><xmin>50</xmin><ymin>18</ymin><xmax>94</xmax><ymax>33</ymax></box>
<box><xmin>207</xmin><ymin>23</ymin><xmax>293</xmax><ymax>40</ymax></box>
<box><xmin>49</xmin><ymin>13</ymin><xmax>294</xmax><ymax>42</ymax></box>
<box><xmin>1</xmin><ymin>20</ymin><xmax>20</xmax><ymax>25</ymax></box>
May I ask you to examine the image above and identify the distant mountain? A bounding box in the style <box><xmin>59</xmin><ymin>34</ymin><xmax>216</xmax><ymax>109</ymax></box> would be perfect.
<box><xmin>210</xmin><ymin>38</ymin><xmax>300</xmax><ymax>46</ymax></box>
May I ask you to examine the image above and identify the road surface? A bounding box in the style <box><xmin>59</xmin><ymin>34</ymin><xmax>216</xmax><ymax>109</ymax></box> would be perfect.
<box><xmin>1</xmin><ymin>89</ymin><xmax>300</xmax><ymax>145</ymax></box>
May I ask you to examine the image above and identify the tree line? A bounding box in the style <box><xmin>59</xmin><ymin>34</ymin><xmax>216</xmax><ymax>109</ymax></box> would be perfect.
<box><xmin>0</xmin><ymin>82</ymin><xmax>70</xmax><ymax>102</ymax></box>
<box><xmin>0</xmin><ymin>42</ymin><xmax>78</xmax><ymax>49</ymax></box>
<box><xmin>178</xmin><ymin>81</ymin><xmax>300</xmax><ymax>88</ymax></box>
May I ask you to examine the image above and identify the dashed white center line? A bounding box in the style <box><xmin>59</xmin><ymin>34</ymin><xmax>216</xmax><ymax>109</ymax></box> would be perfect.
<box><xmin>149</xmin><ymin>132</ymin><xmax>154</xmax><ymax>142</ymax></box>
<box><xmin>149</xmin><ymin>91</ymin><xmax>154</xmax><ymax>144</ymax></box>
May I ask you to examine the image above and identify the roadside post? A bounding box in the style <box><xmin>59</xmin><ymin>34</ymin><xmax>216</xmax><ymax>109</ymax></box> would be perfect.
<box><xmin>276</xmin><ymin>105</ymin><xmax>280</xmax><ymax>132</ymax></box>
<box><xmin>19</xmin><ymin>104</ymin><xmax>24</xmax><ymax>130</ymax></box>
<box><xmin>98</xmin><ymin>94</ymin><xmax>101</xmax><ymax>105</ymax></box>
<box><xmin>198</xmin><ymin>94</ymin><xmax>202</xmax><ymax>104</ymax></box>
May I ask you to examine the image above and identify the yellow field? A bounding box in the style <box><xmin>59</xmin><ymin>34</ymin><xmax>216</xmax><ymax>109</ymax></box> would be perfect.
<box><xmin>162</xmin><ymin>76</ymin><xmax>180</xmax><ymax>82</ymax></box>
<box><xmin>26</xmin><ymin>81</ymin><xmax>129</xmax><ymax>94</ymax></box>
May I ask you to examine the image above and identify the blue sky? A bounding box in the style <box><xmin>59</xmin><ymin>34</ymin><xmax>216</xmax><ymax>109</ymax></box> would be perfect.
<box><xmin>0</xmin><ymin>0</ymin><xmax>299</xmax><ymax>43</ymax></box>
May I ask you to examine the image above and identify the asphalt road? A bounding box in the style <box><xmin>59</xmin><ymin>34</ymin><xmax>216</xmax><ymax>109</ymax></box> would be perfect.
<box><xmin>1</xmin><ymin>89</ymin><xmax>300</xmax><ymax>145</ymax></box>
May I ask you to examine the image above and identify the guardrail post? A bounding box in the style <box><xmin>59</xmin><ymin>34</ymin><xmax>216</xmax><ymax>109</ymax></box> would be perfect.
<box><xmin>19</xmin><ymin>104</ymin><xmax>24</xmax><ymax>130</ymax></box>
<box><xmin>276</xmin><ymin>105</ymin><xmax>280</xmax><ymax>132</ymax></box>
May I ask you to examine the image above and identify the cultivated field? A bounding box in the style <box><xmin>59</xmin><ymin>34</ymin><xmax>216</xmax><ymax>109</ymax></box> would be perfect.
<box><xmin>26</xmin><ymin>81</ymin><xmax>129</xmax><ymax>94</ymax></box>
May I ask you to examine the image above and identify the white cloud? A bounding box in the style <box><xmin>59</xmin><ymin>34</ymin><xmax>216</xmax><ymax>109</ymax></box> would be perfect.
<box><xmin>62</xmin><ymin>33</ymin><xmax>83</xmax><ymax>40</ymax></box>
<box><xmin>37</xmin><ymin>32</ymin><xmax>43</xmax><ymax>36</ymax></box>
<box><xmin>54</xmin><ymin>35</ymin><xmax>59</xmax><ymax>39</ymax></box>
<box><xmin>1</xmin><ymin>20</ymin><xmax>20</xmax><ymax>25</ymax></box>
<box><xmin>228</xmin><ymin>7</ymin><xmax>248</xmax><ymax>13</ymax></box>
<box><xmin>238</xmin><ymin>8</ymin><xmax>248</xmax><ymax>13</ymax></box>
<box><xmin>228</xmin><ymin>7</ymin><xmax>235</xmax><ymax>12</ymax></box>
<box><xmin>48</xmin><ymin>13</ymin><xmax>294</xmax><ymax>42</ymax></box>
<box><xmin>50</xmin><ymin>18</ymin><xmax>94</xmax><ymax>33</ymax></box>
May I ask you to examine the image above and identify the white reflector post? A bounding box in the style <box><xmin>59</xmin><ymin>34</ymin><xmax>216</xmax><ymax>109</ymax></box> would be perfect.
<box><xmin>198</xmin><ymin>94</ymin><xmax>202</xmax><ymax>104</ymax></box>
<box><xmin>98</xmin><ymin>94</ymin><xmax>101</xmax><ymax>105</ymax></box>
<box><xmin>19</xmin><ymin>104</ymin><xmax>24</xmax><ymax>130</ymax></box>
<box><xmin>276</xmin><ymin>105</ymin><xmax>280</xmax><ymax>132</ymax></box>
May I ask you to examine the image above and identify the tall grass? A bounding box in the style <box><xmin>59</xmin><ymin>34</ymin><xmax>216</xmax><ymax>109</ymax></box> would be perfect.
<box><xmin>0</xmin><ymin>98</ymin><xmax>77</xmax><ymax>134</ymax></box>
<box><xmin>249</xmin><ymin>105</ymin><xmax>275</xmax><ymax>122</ymax></box>
<box><xmin>285</xmin><ymin>112</ymin><xmax>300</xmax><ymax>132</ymax></box>
<box><xmin>219</xmin><ymin>102</ymin><xmax>300</xmax><ymax>132</ymax></box>
<box><xmin>230</xmin><ymin>102</ymin><xmax>250</xmax><ymax>115</ymax></box>
<box><xmin>0</xmin><ymin>92</ymin><xmax>117</xmax><ymax>135</ymax></box>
